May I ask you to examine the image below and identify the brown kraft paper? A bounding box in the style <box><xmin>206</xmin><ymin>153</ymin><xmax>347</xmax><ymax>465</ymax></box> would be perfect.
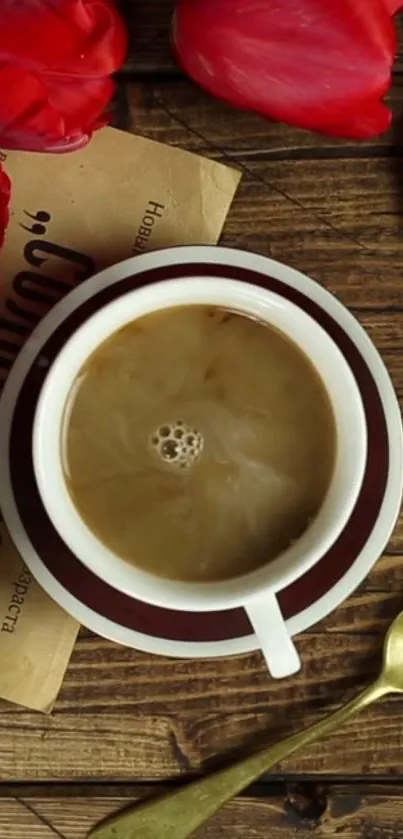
<box><xmin>0</xmin><ymin>126</ymin><xmax>241</xmax><ymax>711</ymax></box>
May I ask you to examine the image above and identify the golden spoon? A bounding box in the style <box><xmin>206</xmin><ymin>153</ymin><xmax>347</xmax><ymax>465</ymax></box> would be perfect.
<box><xmin>89</xmin><ymin>610</ymin><xmax>403</xmax><ymax>839</ymax></box>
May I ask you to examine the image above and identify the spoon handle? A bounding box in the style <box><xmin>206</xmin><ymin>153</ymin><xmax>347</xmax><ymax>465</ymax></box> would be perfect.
<box><xmin>89</xmin><ymin>678</ymin><xmax>389</xmax><ymax>839</ymax></box>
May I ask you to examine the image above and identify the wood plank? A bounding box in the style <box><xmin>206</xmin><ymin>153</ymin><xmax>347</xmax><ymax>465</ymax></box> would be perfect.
<box><xmin>3</xmin><ymin>12</ymin><xmax>403</xmax><ymax>789</ymax></box>
<box><xmin>365</xmin><ymin>553</ymin><xmax>403</xmax><ymax>587</ymax></box>
<box><xmin>124</xmin><ymin>80</ymin><xmax>403</xmax><ymax>310</ymax></box>
<box><xmin>1</xmin><ymin>614</ymin><xmax>403</xmax><ymax>780</ymax></box>
<box><xmin>1</xmin><ymin>80</ymin><xmax>403</xmax><ymax>778</ymax></box>
<box><xmin>3</xmin><ymin>785</ymin><xmax>403</xmax><ymax>838</ymax></box>
<box><xmin>121</xmin><ymin>0</ymin><xmax>175</xmax><ymax>75</ymax></box>
<box><xmin>0</xmin><ymin>798</ymin><xmax>54</xmax><ymax>839</ymax></box>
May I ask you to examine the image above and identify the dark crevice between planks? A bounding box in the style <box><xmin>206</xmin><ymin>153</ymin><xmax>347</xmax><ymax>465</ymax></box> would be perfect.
<box><xmin>350</xmin><ymin>307</ymin><xmax>403</xmax><ymax>315</ymax></box>
<box><xmin>2</xmin><ymin>777</ymin><xmax>403</xmax><ymax>797</ymax></box>
<box><xmin>116</xmin><ymin>69</ymin><xmax>182</xmax><ymax>85</ymax></box>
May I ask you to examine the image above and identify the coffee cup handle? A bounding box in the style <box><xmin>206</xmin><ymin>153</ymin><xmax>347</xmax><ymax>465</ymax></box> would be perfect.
<box><xmin>245</xmin><ymin>592</ymin><xmax>301</xmax><ymax>678</ymax></box>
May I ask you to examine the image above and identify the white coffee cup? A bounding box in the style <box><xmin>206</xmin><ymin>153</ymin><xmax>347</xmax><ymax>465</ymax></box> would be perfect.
<box><xmin>33</xmin><ymin>277</ymin><xmax>367</xmax><ymax>678</ymax></box>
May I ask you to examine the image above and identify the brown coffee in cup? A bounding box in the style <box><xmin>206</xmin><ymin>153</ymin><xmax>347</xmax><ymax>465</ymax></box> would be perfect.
<box><xmin>62</xmin><ymin>305</ymin><xmax>336</xmax><ymax>581</ymax></box>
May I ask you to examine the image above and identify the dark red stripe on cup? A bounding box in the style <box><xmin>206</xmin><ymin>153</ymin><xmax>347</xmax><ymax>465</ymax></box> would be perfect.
<box><xmin>9</xmin><ymin>262</ymin><xmax>389</xmax><ymax>642</ymax></box>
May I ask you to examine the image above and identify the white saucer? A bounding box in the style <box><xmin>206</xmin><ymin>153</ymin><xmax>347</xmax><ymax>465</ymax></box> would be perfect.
<box><xmin>0</xmin><ymin>246</ymin><xmax>401</xmax><ymax>657</ymax></box>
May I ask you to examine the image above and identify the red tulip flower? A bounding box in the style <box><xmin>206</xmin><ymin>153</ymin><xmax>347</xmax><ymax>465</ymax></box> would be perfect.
<box><xmin>174</xmin><ymin>0</ymin><xmax>400</xmax><ymax>140</ymax></box>
<box><xmin>0</xmin><ymin>0</ymin><xmax>127</xmax><ymax>153</ymax></box>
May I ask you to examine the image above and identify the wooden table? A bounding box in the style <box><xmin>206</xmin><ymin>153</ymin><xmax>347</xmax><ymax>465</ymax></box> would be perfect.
<box><xmin>2</xmin><ymin>2</ymin><xmax>403</xmax><ymax>836</ymax></box>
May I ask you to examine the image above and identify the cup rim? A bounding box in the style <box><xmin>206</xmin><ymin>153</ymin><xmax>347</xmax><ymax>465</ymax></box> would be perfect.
<box><xmin>32</xmin><ymin>275</ymin><xmax>367</xmax><ymax>610</ymax></box>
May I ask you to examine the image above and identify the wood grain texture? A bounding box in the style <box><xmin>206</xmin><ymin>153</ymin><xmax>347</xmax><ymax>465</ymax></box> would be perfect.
<box><xmin>2</xmin><ymin>0</ymin><xmax>403</xmax><ymax>807</ymax></box>
<box><xmin>0</xmin><ymin>619</ymin><xmax>402</xmax><ymax>780</ymax></box>
<box><xmin>1</xmin><ymin>78</ymin><xmax>403</xmax><ymax>781</ymax></box>
<box><xmin>125</xmin><ymin>80</ymin><xmax>403</xmax><ymax>309</ymax></box>
<box><xmin>1</xmin><ymin>785</ymin><xmax>403</xmax><ymax>838</ymax></box>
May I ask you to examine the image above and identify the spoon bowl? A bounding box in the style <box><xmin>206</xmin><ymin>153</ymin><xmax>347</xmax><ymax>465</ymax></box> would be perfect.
<box><xmin>380</xmin><ymin>610</ymin><xmax>403</xmax><ymax>692</ymax></box>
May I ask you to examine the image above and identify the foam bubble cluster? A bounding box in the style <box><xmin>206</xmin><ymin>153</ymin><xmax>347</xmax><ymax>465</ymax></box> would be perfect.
<box><xmin>150</xmin><ymin>420</ymin><xmax>204</xmax><ymax>470</ymax></box>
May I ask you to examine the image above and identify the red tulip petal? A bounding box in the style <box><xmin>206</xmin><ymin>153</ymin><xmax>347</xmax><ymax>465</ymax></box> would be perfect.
<box><xmin>0</xmin><ymin>163</ymin><xmax>11</xmax><ymax>249</ymax></box>
<box><xmin>384</xmin><ymin>0</ymin><xmax>403</xmax><ymax>13</ymax></box>
<box><xmin>309</xmin><ymin>98</ymin><xmax>392</xmax><ymax>139</ymax></box>
<box><xmin>0</xmin><ymin>0</ymin><xmax>126</xmax><ymax>152</ymax></box>
<box><xmin>0</xmin><ymin>0</ymin><xmax>126</xmax><ymax>76</ymax></box>
<box><xmin>174</xmin><ymin>0</ymin><xmax>396</xmax><ymax>139</ymax></box>
<box><xmin>0</xmin><ymin>63</ymin><xmax>114</xmax><ymax>151</ymax></box>
<box><xmin>0</xmin><ymin>64</ymin><xmax>83</xmax><ymax>152</ymax></box>
<box><xmin>44</xmin><ymin>75</ymin><xmax>115</xmax><ymax>133</ymax></box>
